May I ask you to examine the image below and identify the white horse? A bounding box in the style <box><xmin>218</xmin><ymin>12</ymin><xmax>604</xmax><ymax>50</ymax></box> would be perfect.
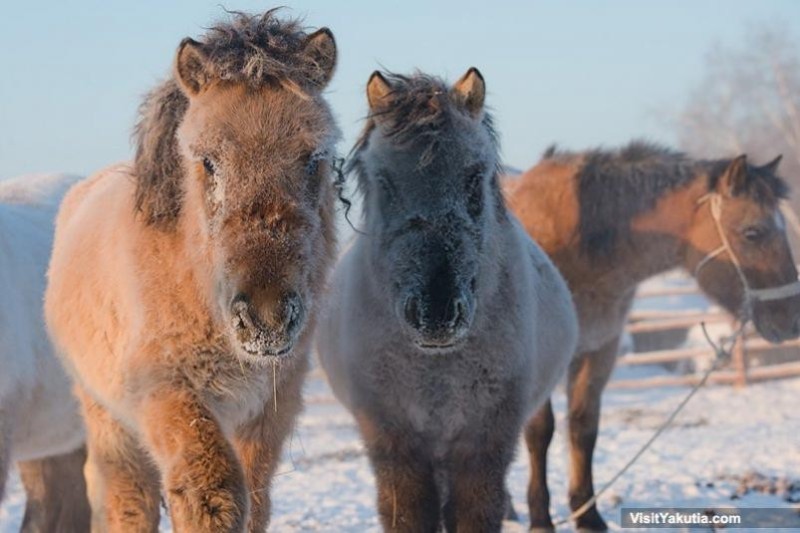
<box><xmin>1</xmin><ymin>173</ymin><xmax>88</xmax><ymax>531</ymax></box>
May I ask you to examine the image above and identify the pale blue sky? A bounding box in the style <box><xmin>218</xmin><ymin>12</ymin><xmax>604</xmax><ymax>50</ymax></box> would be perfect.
<box><xmin>1</xmin><ymin>1</ymin><xmax>799</xmax><ymax>179</ymax></box>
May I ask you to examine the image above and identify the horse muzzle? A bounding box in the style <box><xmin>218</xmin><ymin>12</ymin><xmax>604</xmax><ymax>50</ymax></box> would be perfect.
<box><xmin>752</xmin><ymin>297</ymin><xmax>800</xmax><ymax>344</ymax></box>
<box><xmin>229</xmin><ymin>291</ymin><xmax>305</xmax><ymax>359</ymax></box>
<box><xmin>401</xmin><ymin>291</ymin><xmax>475</xmax><ymax>353</ymax></box>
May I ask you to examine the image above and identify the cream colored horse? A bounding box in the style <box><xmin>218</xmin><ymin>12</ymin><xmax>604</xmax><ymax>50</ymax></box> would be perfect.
<box><xmin>45</xmin><ymin>11</ymin><xmax>339</xmax><ymax>533</ymax></box>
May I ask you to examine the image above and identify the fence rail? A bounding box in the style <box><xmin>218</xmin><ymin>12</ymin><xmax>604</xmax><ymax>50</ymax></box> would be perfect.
<box><xmin>609</xmin><ymin>280</ymin><xmax>800</xmax><ymax>389</ymax></box>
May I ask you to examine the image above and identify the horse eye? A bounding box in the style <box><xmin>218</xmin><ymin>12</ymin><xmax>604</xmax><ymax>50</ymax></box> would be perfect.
<box><xmin>743</xmin><ymin>226</ymin><xmax>766</xmax><ymax>242</ymax></box>
<box><xmin>202</xmin><ymin>157</ymin><xmax>216</xmax><ymax>176</ymax></box>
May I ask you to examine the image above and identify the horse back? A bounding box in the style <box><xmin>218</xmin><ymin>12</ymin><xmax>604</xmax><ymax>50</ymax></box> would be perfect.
<box><xmin>504</xmin><ymin>159</ymin><xmax>581</xmax><ymax>258</ymax></box>
<box><xmin>45</xmin><ymin>164</ymin><xmax>142</xmax><ymax>399</ymax></box>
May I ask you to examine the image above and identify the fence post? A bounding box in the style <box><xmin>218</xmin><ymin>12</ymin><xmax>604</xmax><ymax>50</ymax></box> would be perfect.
<box><xmin>731</xmin><ymin>320</ymin><xmax>748</xmax><ymax>388</ymax></box>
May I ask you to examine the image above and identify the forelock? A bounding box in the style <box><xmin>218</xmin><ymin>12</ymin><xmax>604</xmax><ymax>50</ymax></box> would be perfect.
<box><xmin>199</xmin><ymin>9</ymin><xmax>329</xmax><ymax>92</ymax></box>
<box><xmin>347</xmin><ymin>71</ymin><xmax>499</xmax><ymax>184</ymax></box>
<box><xmin>132</xmin><ymin>9</ymin><xmax>337</xmax><ymax>229</ymax></box>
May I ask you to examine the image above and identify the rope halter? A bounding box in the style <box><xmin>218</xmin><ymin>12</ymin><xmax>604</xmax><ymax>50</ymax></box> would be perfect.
<box><xmin>693</xmin><ymin>192</ymin><xmax>800</xmax><ymax>305</ymax></box>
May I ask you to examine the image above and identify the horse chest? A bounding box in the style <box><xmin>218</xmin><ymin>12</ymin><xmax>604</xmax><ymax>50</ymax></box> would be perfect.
<box><xmin>383</xmin><ymin>354</ymin><xmax>505</xmax><ymax>451</ymax></box>
<box><xmin>208</xmin><ymin>375</ymin><xmax>272</xmax><ymax>432</ymax></box>
<box><xmin>181</xmin><ymin>352</ymin><xmax>275</xmax><ymax>431</ymax></box>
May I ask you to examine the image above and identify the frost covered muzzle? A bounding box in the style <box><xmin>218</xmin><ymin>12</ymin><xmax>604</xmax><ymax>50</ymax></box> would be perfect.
<box><xmin>229</xmin><ymin>291</ymin><xmax>305</xmax><ymax>359</ymax></box>
<box><xmin>400</xmin><ymin>288</ymin><xmax>475</xmax><ymax>352</ymax></box>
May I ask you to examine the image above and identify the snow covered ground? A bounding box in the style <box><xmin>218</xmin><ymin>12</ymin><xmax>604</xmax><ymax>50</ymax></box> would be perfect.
<box><xmin>2</xmin><ymin>362</ymin><xmax>799</xmax><ymax>532</ymax></box>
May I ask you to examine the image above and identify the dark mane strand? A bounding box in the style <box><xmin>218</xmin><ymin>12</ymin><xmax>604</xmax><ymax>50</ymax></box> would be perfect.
<box><xmin>546</xmin><ymin>141</ymin><xmax>694</xmax><ymax>257</ymax></box>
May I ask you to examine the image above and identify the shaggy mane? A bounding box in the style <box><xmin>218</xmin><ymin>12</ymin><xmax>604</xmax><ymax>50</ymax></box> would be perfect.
<box><xmin>133</xmin><ymin>9</ymin><xmax>331</xmax><ymax>228</ymax></box>
<box><xmin>347</xmin><ymin>72</ymin><xmax>501</xmax><ymax>192</ymax></box>
<box><xmin>543</xmin><ymin>140</ymin><xmax>790</xmax><ymax>257</ymax></box>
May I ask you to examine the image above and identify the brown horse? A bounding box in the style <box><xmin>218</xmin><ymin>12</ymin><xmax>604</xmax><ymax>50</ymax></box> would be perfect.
<box><xmin>45</xmin><ymin>11</ymin><xmax>339</xmax><ymax>532</ymax></box>
<box><xmin>505</xmin><ymin>141</ymin><xmax>800</xmax><ymax>532</ymax></box>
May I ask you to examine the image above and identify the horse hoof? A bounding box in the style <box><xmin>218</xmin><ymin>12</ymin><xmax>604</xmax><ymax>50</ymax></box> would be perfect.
<box><xmin>575</xmin><ymin>510</ymin><xmax>608</xmax><ymax>532</ymax></box>
<box><xmin>528</xmin><ymin>527</ymin><xmax>555</xmax><ymax>533</ymax></box>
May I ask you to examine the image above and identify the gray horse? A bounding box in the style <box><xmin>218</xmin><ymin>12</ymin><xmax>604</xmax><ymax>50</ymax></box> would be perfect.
<box><xmin>317</xmin><ymin>69</ymin><xmax>578</xmax><ymax>532</ymax></box>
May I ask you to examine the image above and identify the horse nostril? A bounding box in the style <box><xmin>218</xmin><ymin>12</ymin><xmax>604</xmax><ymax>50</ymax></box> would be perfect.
<box><xmin>449</xmin><ymin>295</ymin><xmax>469</xmax><ymax>329</ymax></box>
<box><xmin>281</xmin><ymin>292</ymin><xmax>305</xmax><ymax>335</ymax></box>
<box><xmin>404</xmin><ymin>295</ymin><xmax>422</xmax><ymax>329</ymax></box>
<box><xmin>231</xmin><ymin>293</ymin><xmax>254</xmax><ymax>331</ymax></box>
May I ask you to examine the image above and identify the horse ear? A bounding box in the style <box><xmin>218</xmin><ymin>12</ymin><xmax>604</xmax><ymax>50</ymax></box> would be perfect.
<box><xmin>175</xmin><ymin>38</ymin><xmax>211</xmax><ymax>96</ymax></box>
<box><xmin>720</xmin><ymin>154</ymin><xmax>749</xmax><ymax>196</ymax></box>
<box><xmin>367</xmin><ymin>71</ymin><xmax>393</xmax><ymax>112</ymax></box>
<box><xmin>304</xmin><ymin>28</ymin><xmax>337</xmax><ymax>89</ymax></box>
<box><xmin>761</xmin><ymin>154</ymin><xmax>783</xmax><ymax>174</ymax></box>
<box><xmin>451</xmin><ymin>67</ymin><xmax>485</xmax><ymax>118</ymax></box>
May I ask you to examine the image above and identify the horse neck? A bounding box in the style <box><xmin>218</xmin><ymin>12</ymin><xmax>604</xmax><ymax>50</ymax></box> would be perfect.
<box><xmin>589</xmin><ymin>173</ymin><xmax>710</xmax><ymax>289</ymax></box>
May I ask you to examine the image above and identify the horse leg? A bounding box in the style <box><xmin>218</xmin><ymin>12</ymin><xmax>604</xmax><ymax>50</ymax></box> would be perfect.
<box><xmin>524</xmin><ymin>398</ymin><xmax>556</xmax><ymax>532</ymax></box>
<box><xmin>77</xmin><ymin>387</ymin><xmax>161</xmax><ymax>533</ymax></box>
<box><xmin>18</xmin><ymin>446</ymin><xmax>91</xmax><ymax>533</ymax></box>
<box><xmin>233</xmin><ymin>406</ymin><xmax>299</xmax><ymax>533</ymax></box>
<box><xmin>137</xmin><ymin>388</ymin><xmax>247</xmax><ymax>533</ymax></box>
<box><xmin>566</xmin><ymin>338</ymin><xmax>619</xmax><ymax>532</ymax></box>
<box><xmin>444</xmin><ymin>439</ymin><xmax>515</xmax><ymax>533</ymax></box>
<box><xmin>356</xmin><ymin>411</ymin><xmax>439</xmax><ymax>533</ymax></box>
<box><xmin>232</xmin><ymin>421</ymin><xmax>276</xmax><ymax>533</ymax></box>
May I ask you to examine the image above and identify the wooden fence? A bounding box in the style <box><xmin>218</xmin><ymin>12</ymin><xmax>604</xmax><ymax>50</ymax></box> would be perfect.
<box><xmin>609</xmin><ymin>282</ymin><xmax>800</xmax><ymax>389</ymax></box>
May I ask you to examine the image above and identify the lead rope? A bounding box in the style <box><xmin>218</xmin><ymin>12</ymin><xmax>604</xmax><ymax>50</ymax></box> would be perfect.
<box><xmin>554</xmin><ymin>320</ymin><xmax>744</xmax><ymax>529</ymax></box>
<box><xmin>698</xmin><ymin>194</ymin><xmax>754</xmax><ymax>301</ymax></box>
